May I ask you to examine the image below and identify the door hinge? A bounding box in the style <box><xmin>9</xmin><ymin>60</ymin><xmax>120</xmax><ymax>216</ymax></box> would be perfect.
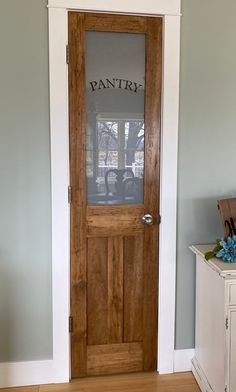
<box><xmin>225</xmin><ymin>386</ymin><xmax>228</xmax><ymax>392</ymax></box>
<box><xmin>69</xmin><ymin>316</ymin><xmax>73</xmax><ymax>333</ymax></box>
<box><xmin>158</xmin><ymin>214</ymin><xmax>161</xmax><ymax>224</ymax></box>
<box><xmin>226</xmin><ymin>316</ymin><xmax>229</xmax><ymax>330</ymax></box>
<box><xmin>66</xmin><ymin>45</ymin><xmax>69</xmax><ymax>64</ymax></box>
<box><xmin>68</xmin><ymin>186</ymin><xmax>72</xmax><ymax>204</ymax></box>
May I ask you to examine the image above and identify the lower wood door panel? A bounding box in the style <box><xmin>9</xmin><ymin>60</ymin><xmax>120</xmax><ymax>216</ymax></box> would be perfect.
<box><xmin>87</xmin><ymin>343</ymin><xmax>143</xmax><ymax>376</ymax></box>
<box><xmin>70</xmin><ymin>202</ymin><xmax>159</xmax><ymax>378</ymax></box>
<box><xmin>87</xmin><ymin>234</ymin><xmax>144</xmax><ymax>347</ymax></box>
<box><xmin>124</xmin><ymin>236</ymin><xmax>144</xmax><ymax>343</ymax></box>
<box><xmin>85</xmin><ymin>232</ymin><xmax>146</xmax><ymax>376</ymax></box>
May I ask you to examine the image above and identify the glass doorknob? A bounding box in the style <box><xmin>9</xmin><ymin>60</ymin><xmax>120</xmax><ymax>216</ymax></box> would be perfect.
<box><xmin>141</xmin><ymin>214</ymin><xmax>153</xmax><ymax>225</ymax></box>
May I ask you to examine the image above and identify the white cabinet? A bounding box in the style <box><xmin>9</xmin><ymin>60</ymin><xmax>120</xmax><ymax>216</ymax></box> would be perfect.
<box><xmin>191</xmin><ymin>245</ymin><xmax>236</xmax><ymax>392</ymax></box>
<box><xmin>228</xmin><ymin>309</ymin><xmax>236</xmax><ymax>392</ymax></box>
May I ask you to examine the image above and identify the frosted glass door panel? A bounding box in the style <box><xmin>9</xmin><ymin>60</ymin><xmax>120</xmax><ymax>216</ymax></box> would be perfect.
<box><xmin>85</xmin><ymin>32</ymin><xmax>145</xmax><ymax>205</ymax></box>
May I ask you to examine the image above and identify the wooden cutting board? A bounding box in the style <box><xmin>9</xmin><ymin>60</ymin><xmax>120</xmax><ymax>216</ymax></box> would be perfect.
<box><xmin>218</xmin><ymin>198</ymin><xmax>236</xmax><ymax>238</ymax></box>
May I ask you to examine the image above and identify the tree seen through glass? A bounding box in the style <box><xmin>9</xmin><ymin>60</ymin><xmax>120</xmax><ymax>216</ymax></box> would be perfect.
<box><xmin>87</xmin><ymin>120</ymin><xmax>144</xmax><ymax>205</ymax></box>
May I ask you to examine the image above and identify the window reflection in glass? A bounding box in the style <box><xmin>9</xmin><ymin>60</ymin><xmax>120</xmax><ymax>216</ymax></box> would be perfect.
<box><xmin>87</xmin><ymin>120</ymin><xmax>144</xmax><ymax>205</ymax></box>
<box><xmin>85</xmin><ymin>31</ymin><xmax>145</xmax><ymax>205</ymax></box>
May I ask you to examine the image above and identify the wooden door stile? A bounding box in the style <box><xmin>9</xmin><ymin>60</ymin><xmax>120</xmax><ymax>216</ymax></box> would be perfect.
<box><xmin>69</xmin><ymin>12</ymin><xmax>162</xmax><ymax>377</ymax></box>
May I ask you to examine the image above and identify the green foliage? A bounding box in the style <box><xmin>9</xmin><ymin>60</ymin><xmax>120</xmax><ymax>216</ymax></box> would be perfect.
<box><xmin>205</xmin><ymin>251</ymin><xmax>215</xmax><ymax>261</ymax></box>
<box><xmin>204</xmin><ymin>239</ymin><xmax>221</xmax><ymax>261</ymax></box>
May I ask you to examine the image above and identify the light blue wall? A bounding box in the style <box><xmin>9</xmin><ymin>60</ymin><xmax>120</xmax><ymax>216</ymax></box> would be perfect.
<box><xmin>1</xmin><ymin>0</ymin><xmax>236</xmax><ymax>361</ymax></box>
<box><xmin>0</xmin><ymin>0</ymin><xmax>52</xmax><ymax>361</ymax></box>
<box><xmin>176</xmin><ymin>0</ymin><xmax>236</xmax><ymax>349</ymax></box>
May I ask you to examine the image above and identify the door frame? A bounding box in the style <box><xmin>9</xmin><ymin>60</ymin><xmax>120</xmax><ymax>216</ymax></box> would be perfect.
<box><xmin>48</xmin><ymin>0</ymin><xmax>181</xmax><ymax>380</ymax></box>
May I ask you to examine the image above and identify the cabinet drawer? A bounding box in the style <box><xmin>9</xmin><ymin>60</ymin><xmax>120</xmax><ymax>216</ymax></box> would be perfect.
<box><xmin>229</xmin><ymin>284</ymin><xmax>236</xmax><ymax>305</ymax></box>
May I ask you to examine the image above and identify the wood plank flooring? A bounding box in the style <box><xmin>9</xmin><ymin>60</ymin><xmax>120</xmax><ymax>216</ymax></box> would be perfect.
<box><xmin>0</xmin><ymin>372</ymin><xmax>200</xmax><ymax>392</ymax></box>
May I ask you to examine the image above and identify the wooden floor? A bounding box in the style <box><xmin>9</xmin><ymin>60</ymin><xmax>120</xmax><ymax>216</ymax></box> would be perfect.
<box><xmin>1</xmin><ymin>372</ymin><xmax>200</xmax><ymax>392</ymax></box>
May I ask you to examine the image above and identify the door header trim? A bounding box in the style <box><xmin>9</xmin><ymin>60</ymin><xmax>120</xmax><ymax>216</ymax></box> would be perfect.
<box><xmin>47</xmin><ymin>0</ymin><xmax>181</xmax><ymax>16</ymax></box>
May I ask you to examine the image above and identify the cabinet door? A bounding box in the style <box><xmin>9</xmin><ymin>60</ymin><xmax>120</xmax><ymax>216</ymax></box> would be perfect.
<box><xmin>228</xmin><ymin>309</ymin><xmax>236</xmax><ymax>391</ymax></box>
<box><xmin>195</xmin><ymin>256</ymin><xmax>225</xmax><ymax>392</ymax></box>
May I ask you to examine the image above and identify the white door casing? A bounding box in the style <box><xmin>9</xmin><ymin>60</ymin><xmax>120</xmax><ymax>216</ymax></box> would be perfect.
<box><xmin>48</xmin><ymin>0</ymin><xmax>181</xmax><ymax>380</ymax></box>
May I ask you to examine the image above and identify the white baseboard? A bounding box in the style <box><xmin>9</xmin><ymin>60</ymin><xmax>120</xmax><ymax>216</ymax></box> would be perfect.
<box><xmin>0</xmin><ymin>359</ymin><xmax>68</xmax><ymax>388</ymax></box>
<box><xmin>174</xmin><ymin>349</ymin><xmax>195</xmax><ymax>372</ymax></box>
<box><xmin>0</xmin><ymin>350</ymin><xmax>194</xmax><ymax>388</ymax></box>
<box><xmin>192</xmin><ymin>356</ymin><xmax>214</xmax><ymax>392</ymax></box>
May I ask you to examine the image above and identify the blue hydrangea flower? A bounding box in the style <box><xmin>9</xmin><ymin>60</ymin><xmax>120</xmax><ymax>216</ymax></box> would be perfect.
<box><xmin>216</xmin><ymin>235</ymin><xmax>236</xmax><ymax>263</ymax></box>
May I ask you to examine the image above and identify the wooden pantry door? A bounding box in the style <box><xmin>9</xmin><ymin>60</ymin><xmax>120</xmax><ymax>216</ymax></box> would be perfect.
<box><xmin>68</xmin><ymin>12</ymin><xmax>162</xmax><ymax>378</ymax></box>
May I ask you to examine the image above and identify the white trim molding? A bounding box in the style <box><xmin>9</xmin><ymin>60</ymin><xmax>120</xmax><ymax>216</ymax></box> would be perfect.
<box><xmin>48</xmin><ymin>6</ymin><xmax>70</xmax><ymax>384</ymax></box>
<box><xmin>157</xmin><ymin>14</ymin><xmax>180</xmax><ymax>374</ymax></box>
<box><xmin>174</xmin><ymin>349</ymin><xmax>195</xmax><ymax>373</ymax></box>
<box><xmin>192</xmin><ymin>356</ymin><xmax>214</xmax><ymax>392</ymax></box>
<box><xmin>0</xmin><ymin>360</ymin><xmax>60</xmax><ymax>389</ymax></box>
<box><xmin>48</xmin><ymin>0</ymin><xmax>181</xmax><ymax>16</ymax></box>
<box><xmin>0</xmin><ymin>1</ymin><xmax>180</xmax><ymax>387</ymax></box>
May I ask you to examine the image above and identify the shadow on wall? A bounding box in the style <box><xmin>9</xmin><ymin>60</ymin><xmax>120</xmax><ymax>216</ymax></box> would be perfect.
<box><xmin>0</xmin><ymin>256</ymin><xmax>21</xmax><ymax>386</ymax></box>
<box><xmin>0</xmin><ymin>251</ymin><xmax>13</xmax><ymax>361</ymax></box>
<box><xmin>193</xmin><ymin>196</ymin><xmax>223</xmax><ymax>241</ymax></box>
<box><xmin>179</xmin><ymin>196</ymin><xmax>227</xmax><ymax>247</ymax></box>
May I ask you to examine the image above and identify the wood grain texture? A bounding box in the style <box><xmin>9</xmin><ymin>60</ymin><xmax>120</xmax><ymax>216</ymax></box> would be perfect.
<box><xmin>108</xmin><ymin>237</ymin><xmax>124</xmax><ymax>343</ymax></box>
<box><xmin>142</xmin><ymin>17</ymin><xmax>162</xmax><ymax>371</ymax></box>
<box><xmin>87</xmin><ymin>238</ymin><xmax>108</xmax><ymax>345</ymax></box>
<box><xmin>85</xmin><ymin>13</ymin><xmax>148</xmax><ymax>33</ymax></box>
<box><xmin>218</xmin><ymin>198</ymin><xmax>236</xmax><ymax>238</ymax></box>
<box><xmin>69</xmin><ymin>11</ymin><xmax>162</xmax><ymax>377</ymax></box>
<box><xmin>87</xmin><ymin>343</ymin><xmax>143</xmax><ymax>376</ymax></box>
<box><xmin>69</xmin><ymin>12</ymin><xmax>87</xmax><ymax>377</ymax></box>
<box><xmin>39</xmin><ymin>372</ymin><xmax>200</xmax><ymax>392</ymax></box>
<box><xmin>124</xmin><ymin>236</ymin><xmax>143</xmax><ymax>342</ymax></box>
<box><xmin>0</xmin><ymin>388</ymin><xmax>39</xmax><ymax>392</ymax></box>
<box><xmin>86</xmin><ymin>206</ymin><xmax>145</xmax><ymax>237</ymax></box>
